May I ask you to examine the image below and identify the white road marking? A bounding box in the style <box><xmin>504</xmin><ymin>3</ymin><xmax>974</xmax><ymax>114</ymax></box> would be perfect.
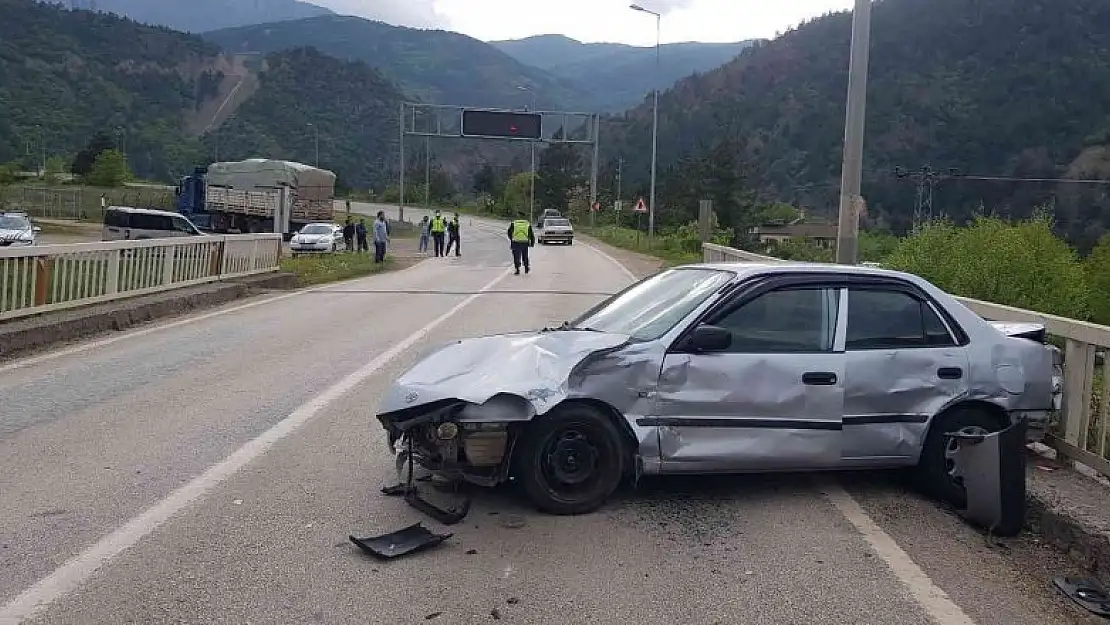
<box><xmin>0</xmin><ymin>267</ymin><xmax>513</xmax><ymax>625</ymax></box>
<box><xmin>822</xmin><ymin>484</ymin><xmax>978</xmax><ymax>625</ymax></box>
<box><xmin>582</xmin><ymin>241</ymin><xmax>637</xmax><ymax>282</ymax></box>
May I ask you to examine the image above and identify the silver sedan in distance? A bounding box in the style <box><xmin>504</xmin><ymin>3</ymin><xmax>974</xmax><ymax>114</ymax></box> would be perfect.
<box><xmin>376</xmin><ymin>262</ymin><xmax>1060</xmax><ymax>515</ymax></box>
<box><xmin>290</xmin><ymin>222</ymin><xmax>342</xmax><ymax>255</ymax></box>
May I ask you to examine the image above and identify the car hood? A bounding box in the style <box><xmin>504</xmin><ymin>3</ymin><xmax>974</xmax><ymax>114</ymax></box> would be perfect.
<box><xmin>379</xmin><ymin>329</ymin><xmax>630</xmax><ymax>416</ymax></box>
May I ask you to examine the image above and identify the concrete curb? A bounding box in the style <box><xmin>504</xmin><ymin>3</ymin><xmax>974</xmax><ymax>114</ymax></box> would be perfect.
<box><xmin>0</xmin><ymin>273</ymin><xmax>298</xmax><ymax>361</ymax></box>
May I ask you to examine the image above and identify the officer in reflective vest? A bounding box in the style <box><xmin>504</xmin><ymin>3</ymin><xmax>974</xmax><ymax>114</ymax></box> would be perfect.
<box><xmin>429</xmin><ymin>210</ymin><xmax>447</xmax><ymax>257</ymax></box>
<box><xmin>507</xmin><ymin>215</ymin><xmax>535</xmax><ymax>275</ymax></box>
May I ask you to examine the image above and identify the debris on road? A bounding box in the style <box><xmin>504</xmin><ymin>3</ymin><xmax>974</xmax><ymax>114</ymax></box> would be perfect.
<box><xmin>348</xmin><ymin>523</ymin><xmax>452</xmax><ymax>560</ymax></box>
<box><xmin>944</xmin><ymin>418</ymin><xmax>1026</xmax><ymax>537</ymax></box>
<box><xmin>1053</xmin><ymin>576</ymin><xmax>1110</xmax><ymax>617</ymax></box>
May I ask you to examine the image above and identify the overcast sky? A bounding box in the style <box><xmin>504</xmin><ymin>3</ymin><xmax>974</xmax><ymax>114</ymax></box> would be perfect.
<box><xmin>312</xmin><ymin>0</ymin><xmax>856</xmax><ymax>45</ymax></box>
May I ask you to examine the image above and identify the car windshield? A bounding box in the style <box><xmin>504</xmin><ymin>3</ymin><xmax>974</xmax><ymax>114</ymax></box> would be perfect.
<box><xmin>545</xmin><ymin>219</ymin><xmax>570</xmax><ymax>227</ymax></box>
<box><xmin>300</xmin><ymin>225</ymin><xmax>332</xmax><ymax>234</ymax></box>
<box><xmin>570</xmin><ymin>268</ymin><xmax>734</xmax><ymax>341</ymax></box>
<box><xmin>0</xmin><ymin>215</ymin><xmax>30</xmax><ymax>230</ymax></box>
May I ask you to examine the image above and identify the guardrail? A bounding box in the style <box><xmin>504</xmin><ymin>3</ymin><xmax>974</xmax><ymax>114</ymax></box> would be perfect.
<box><xmin>0</xmin><ymin>234</ymin><xmax>282</xmax><ymax>321</ymax></box>
<box><xmin>703</xmin><ymin>242</ymin><xmax>1110</xmax><ymax>479</ymax></box>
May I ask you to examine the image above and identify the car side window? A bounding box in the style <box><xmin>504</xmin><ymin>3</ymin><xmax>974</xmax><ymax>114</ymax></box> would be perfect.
<box><xmin>845</xmin><ymin>288</ymin><xmax>956</xmax><ymax>350</ymax></box>
<box><xmin>714</xmin><ymin>287</ymin><xmax>838</xmax><ymax>353</ymax></box>
<box><xmin>104</xmin><ymin>210</ymin><xmax>128</xmax><ymax>228</ymax></box>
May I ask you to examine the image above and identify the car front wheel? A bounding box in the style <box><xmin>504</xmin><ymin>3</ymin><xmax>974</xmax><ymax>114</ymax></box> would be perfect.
<box><xmin>914</xmin><ymin>406</ymin><xmax>1001</xmax><ymax>506</ymax></box>
<box><xmin>513</xmin><ymin>404</ymin><xmax>626</xmax><ymax>515</ymax></box>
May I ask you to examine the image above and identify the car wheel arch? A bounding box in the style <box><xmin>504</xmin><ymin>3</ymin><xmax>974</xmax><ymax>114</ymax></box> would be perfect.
<box><xmin>510</xmin><ymin>398</ymin><xmax>637</xmax><ymax>473</ymax></box>
<box><xmin>925</xmin><ymin>399</ymin><xmax>1009</xmax><ymax>437</ymax></box>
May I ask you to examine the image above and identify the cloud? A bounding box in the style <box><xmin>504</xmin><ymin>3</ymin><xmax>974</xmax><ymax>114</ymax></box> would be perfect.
<box><xmin>312</xmin><ymin>0</ymin><xmax>449</xmax><ymax>29</ymax></box>
<box><xmin>630</xmin><ymin>0</ymin><xmax>699</xmax><ymax>16</ymax></box>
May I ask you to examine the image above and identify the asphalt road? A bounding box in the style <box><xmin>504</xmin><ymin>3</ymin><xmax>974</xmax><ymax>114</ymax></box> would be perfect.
<box><xmin>0</xmin><ymin>202</ymin><xmax>1101</xmax><ymax>625</ymax></box>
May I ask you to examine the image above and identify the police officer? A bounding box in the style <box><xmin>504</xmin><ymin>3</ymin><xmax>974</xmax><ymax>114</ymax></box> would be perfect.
<box><xmin>429</xmin><ymin>210</ymin><xmax>447</xmax><ymax>257</ymax></box>
<box><xmin>507</xmin><ymin>213</ymin><xmax>535</xmax><ymax>275</ymax></box>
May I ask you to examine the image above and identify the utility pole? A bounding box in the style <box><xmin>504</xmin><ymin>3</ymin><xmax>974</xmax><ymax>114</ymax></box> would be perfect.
<box><xmin>517</xmin><ymin>85</ymin><xmax>538</xmax><ymax>223</ymax></box>
<box><xmin>590</xmin><ymin>115</ymin><xmax>600</xmax><ymax>227</ymax></box>
<box><xmin>834</xmin><ymin>0</ymin><xmax>872</xmax><ymax>265</ymax></box>
<box><xmin>616</xmin><ymin>157</ymin><xmax>624</xmax><ymax>205</ymax></box>
<box><xmin>398</xmin><ymin>103</ymin><xmax>405</xmax><ymax>217</ymax></box>
<box><xmin>630</xmin><ymin>4</ymin><xmax>661</xmax><ymax>239</ymax></box>
<box><xmin>38</xmin><ymin>126</ymin><xmax>45</xmax><ymax>176</ymax></box>
<box><xmin>424</xmin><ymin>135</ymin><xmax>430</xmax><ymax>209</ymax></box>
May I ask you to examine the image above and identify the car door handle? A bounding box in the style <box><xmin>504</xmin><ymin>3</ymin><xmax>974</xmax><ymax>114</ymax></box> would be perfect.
<box><xmin>937</xmin><ymin>367</ymin><xmax>963</xmax><ymax>380</ymax></box>
<box><xmin>802</xmin><ymin>372</ymin><xmax>837</xmax><ymax>385</ymax></box>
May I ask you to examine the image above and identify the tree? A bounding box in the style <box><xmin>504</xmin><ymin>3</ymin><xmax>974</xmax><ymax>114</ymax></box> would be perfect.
<box><xmin>1085</xmin><ymin>234</ymin><xmax>1110</xmax><ymax>325</ymax></box>
<box><xmin>501</xmin><ymin>172</ymin><xmax>534</xmax><ymax>218</ymax></box>
<box><xmin>43</xmin><ymin>155</ymin><xmax>69</xmax><ymax>183</ymax></box>
<box><xmin>72</xmin><ymin>133</ymin><xmax>115</xmax><ymax>177</ymax></box>
<box><xmin>535</xmin><ymin>143</ymin><xmax>583</xmax><ymax>212</ymax></box>
<box><xmin>85</xmin><ymin>149</ymin><xmax>132</xmax><ymax>187</ymax></box>
<box><xmin>472</xmin><ymin>163</ymin><xmax>503</xmax><ymax>197</ymax></box>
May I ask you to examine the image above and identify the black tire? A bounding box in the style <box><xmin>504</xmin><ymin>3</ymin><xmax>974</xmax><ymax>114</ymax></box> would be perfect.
<box><xmin>512</xmin><ymin>405</ymin><xmax>626</xmax><ymax>515</ymax></box>
<box><xmin>914</xmin><ymin>406</ymin><xmax>1001</xmax><ymax>506</ymax></box>
<box><xmin>567</xmin><ymin>240</ymin><xmax>573</xmax><ymax>245</ymax></box>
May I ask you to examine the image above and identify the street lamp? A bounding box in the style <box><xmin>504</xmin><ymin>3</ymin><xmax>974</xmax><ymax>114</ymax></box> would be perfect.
<box><xmin>630</xmin><ymin>3</ymin><xmax>660</xmax><ymax>239</ymax></box>
<box><xmin>517</xmin><ymin>85</ymin><xmax>538</xmax><ymax>223</ymax></box>
<box><xmin>834</xmin><ymin>0</ymin><xmax>872</xmax><ymax>265</ymax></box>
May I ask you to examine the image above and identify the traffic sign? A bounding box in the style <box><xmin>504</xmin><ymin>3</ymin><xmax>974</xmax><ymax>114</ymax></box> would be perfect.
<box><xmin>614</xmin><ymin>200</ymin><xmax>623</xmax><ymax>212</ymax></box>
<box><xmin>634</xmin><ymin>198</ymin><xmax>648</xmax><ymax>213</ymax></box>
<box><xmin>461</xmin><ymin>109</ymin><xmax>542</xmax><ymax>140</ymax></box>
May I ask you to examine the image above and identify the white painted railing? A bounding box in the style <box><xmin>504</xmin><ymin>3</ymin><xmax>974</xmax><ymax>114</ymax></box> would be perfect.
<box><xmin>703</xmin><ymin>242</ymin><xmax>1110</xmax><ymax>479</ymax></box>
<box><xmin>0</xmin><ymin>234</ymin><xmax>281</xmax><ymax>321</ymax></box>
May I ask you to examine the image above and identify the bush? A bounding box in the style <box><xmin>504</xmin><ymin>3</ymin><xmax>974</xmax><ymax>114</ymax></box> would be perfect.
<box><xmin>885</xmin><ymin>215</ymin><xmax>1092</xmax><ymax>320</ymax></box>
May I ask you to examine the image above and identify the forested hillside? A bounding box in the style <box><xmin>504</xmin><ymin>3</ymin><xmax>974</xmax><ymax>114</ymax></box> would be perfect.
<box><xmin>50</xmin><ymin>0</ymin><xmax>332</xmax><ymax>32</ymax></box>
<box><xmin>602</xmin><ymin>0</ymin><xmax>1110</xmax><ymax>249</ymax></box>
<box><xmin>203</xmin><ymin>16</ymin><xmax>584</xmax><ymax>110</ymax></box>
<box><xmin>492</xmin><ymin>35</ymin><xmax>754</xmax><ymax>112</ymax></box>
<box><xmin>0</xmin><ymin>0</ymin><xmax>222</xmax><ymax>179</ymax></box>
<box><xmin>206</xmin><ymin>47</ymin><xmax>403</xmax><ymax>190</ymax></box>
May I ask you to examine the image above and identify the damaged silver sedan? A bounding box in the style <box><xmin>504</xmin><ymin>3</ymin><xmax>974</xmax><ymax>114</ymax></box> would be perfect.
<box><xmin>377</xmin><ymin>262</ymin><xmax>1061</xmax><ymax>515</ymax></box>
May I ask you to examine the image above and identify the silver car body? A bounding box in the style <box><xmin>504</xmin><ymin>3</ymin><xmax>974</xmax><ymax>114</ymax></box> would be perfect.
<box><xmin>538</xmin><ymin>218</ymin><xmax>574</xmax><ymax>244</ymax></box>
<box><xmin>0</xmin><ymin>212</ymin><xmax>39</xmax><ymax>247</ymax></box>
<box><xmin>290</xmin><ymin>222</ymin><xmax>342</xmax><ymax>253</ymax></box>
<box><xmin>378</xmin><ymin>262</ymin><xmax>1059</xmax><ymax>481</ymax></box>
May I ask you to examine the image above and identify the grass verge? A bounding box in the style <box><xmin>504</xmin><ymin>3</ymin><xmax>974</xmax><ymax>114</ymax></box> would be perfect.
<box><xmin>577</xmin><ymin>224</ymin><xmax>701</xmax><ymax>267</ymax></box>
<box><xmin>280</xmin><ymin>252</ymin><xmax>400</xmax><ymax>286</ymax></box>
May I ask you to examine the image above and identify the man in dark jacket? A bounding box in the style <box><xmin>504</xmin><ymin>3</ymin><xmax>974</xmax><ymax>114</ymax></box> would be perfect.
<box><xmin>355</xmin><ymin>219</ymin><xmax>369</xmax><ymax>253</ymax></box>
<box><xmin>342</xmin><ymin>219</ymin><xmax>355</xmax><ymax>252</ymax></box>
<box><xmin>445</xmin><ymin>213</ymin><xmax>461</xmax><ymax>257</ymax></box>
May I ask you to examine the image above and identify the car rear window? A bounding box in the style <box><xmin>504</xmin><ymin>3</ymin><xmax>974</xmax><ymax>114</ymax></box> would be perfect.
<box><xmin>545</xmin><ymin>219</ymin><xmax>571</xmax><ymax>227</ymax></box>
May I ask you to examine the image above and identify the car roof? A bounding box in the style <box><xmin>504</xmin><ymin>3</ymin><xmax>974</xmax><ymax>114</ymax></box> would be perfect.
<box><xmin>681</xmin><ymin>260</ymin><xmax>927</xmax><ymax>283</ymax></box>
<box><xmin>303</xmin><ymin>222</ymin><xmax>338</xmax><ymax>228</ymax></box>
<box><xmin>105</xmin><ymin>206</ymin><xmax>183</xmax><ymax>217</ymax></box>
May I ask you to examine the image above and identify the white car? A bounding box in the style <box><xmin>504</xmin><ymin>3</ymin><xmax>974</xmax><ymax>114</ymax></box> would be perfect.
<box><xmin>538</xmin><ymin>217</ymin><xmax>574</xmax><ymax>245</ymax></box>
<box><xmin>0</xmin><ymin>212</ymin><xmax>40</xmax><ymax>247</ymax></box>
<box><xmin>290</xmin><ymin>223</ymin><xmax>342</xmax><ymax>255</ymax></box>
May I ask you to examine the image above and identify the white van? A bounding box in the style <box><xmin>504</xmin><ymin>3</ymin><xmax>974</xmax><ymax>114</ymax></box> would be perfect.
<box><xmin>102</xmin><ymin>207</ymin><xmax>204</xmax><ymax>241</ymax></box>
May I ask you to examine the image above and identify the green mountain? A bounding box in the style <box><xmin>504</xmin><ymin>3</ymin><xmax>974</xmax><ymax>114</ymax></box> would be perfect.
<box><xmin>0</xmin><ymin>0</ymin><xmax>406</xmax><ymax>189</ymax></box>
<box><xmin>202</xmin><ymin>16</ymin><xmax>585</xmax><ymax>110</ymax></box>
<box><xmin>52</xmin><ymin>0</ymin><xmax>333</xmax><ymax>33</ymax></box>
<box><xmin>492</xmin><ymin>34</ymin><xmax>755</xmax><ymax>112</ymax></box>
<box><xmin>2</xmin><ymin>0</ymin><xmax>223</xmax><ymax>180</ymax></box>
<box><xmin>602</xmin><ymin>0</ymin><xmax>1110</xmax><ymax>249</ymax></box>
<box><xmin>205</xmin><ymin>47</ymin><xmax>404</xmax><ymax>191</ymax></box>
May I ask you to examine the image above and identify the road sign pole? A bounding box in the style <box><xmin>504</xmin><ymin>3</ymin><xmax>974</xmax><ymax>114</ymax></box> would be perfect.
<box><xmin>398</xmin><ymin>102</ymin><xmax>405</xmax><ymax>220</ymax></box>
<box><xmin>590</xmin><ymin>114</ymin><xmax>600</xmax><ymax>228</ymax></box>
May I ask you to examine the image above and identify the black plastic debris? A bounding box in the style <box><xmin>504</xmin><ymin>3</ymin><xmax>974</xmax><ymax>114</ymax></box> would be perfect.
<box><xmin>349</xmin><ymin>523</ymin><xmax>452</xmax><ymax>560</ymax></box>
<box><xmin>944</xmin><ymin>418</ymin><xmax>1026</xmax><ymax>536</ymax></box>
<box><xmin>381</xmin><ymin>437</ymin><xmax>472</xmax><ymax>525</ymax></box>
<box><xmin>1054</xmin><ymin>576</ymin><xmax>1110</xmax><ymax>617</ymax></box>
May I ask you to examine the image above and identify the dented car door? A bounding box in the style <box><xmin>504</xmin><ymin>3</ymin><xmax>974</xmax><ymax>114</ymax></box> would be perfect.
<box><xmin>649</xmin><ymin>284</ymin><xmax>845</xmax><ymax>472</ymax></box>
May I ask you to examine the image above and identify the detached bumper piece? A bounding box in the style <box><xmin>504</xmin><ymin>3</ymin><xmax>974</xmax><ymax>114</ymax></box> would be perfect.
<box><xmin>381</xmin><ymin>435</ymin><xmax>472</xmax><ymax>525</ymax></box>
<box><xmin>349</xmin><ymin>523</ymin><xmax>452</xmax><ymax>560</ymax></box>
<box><xmin>944</xmin><ymin>418</ymin><xmax>1026</xmax><ymax>537</ymax></box>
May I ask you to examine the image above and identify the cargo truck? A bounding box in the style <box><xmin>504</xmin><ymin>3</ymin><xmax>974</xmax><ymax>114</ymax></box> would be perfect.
<box><xmin>174</xmin><ymin>159</ymin><xmax>336</xmax><ymax>238</ymax></box>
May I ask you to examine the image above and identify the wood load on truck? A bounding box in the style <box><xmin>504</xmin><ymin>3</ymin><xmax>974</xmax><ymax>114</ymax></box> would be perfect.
<box><xmin>174</xmin><ymin>158</ymin><xmax>336</xmax><ymax>238</ymax></box>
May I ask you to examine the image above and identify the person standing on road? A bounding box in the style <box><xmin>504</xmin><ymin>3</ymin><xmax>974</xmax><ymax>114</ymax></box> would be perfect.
<box><xmin>445</xmin><ymin>212</ymin><xmax>461</xmax><ymax>257</ymax></box>
<box><xmin>507</xmin><ymin>213</ymin><xmax>535</xmax><ymax>275</ymax></box>
<box><xmin>373</xmin><ymin>211</ymin><xmax>389</xmax><ymax>263</ymax></box>
<box><xmin>429</xmin><ymin>210</ymin><xmax>447</xmax><ymax>257</ymax></box>
<box><xmin>418</xmin><ymin>216</ymin><xmax>430</xmax><ymax>255</ymax></box>
<box><xmin>355</xmin><ymin>219</ymin><xmax>369</xmax><ymax>253</ymax></box>
<box><xmin>342</xmin><ymin>219</ymin><xmax>355</xmax><ymax>252</ymax></box>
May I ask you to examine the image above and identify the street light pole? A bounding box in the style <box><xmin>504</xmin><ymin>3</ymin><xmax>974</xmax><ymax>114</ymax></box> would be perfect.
<box><xmin>517</xmin><ymin>85</ymin><xmax>538</xmax><ymax>223</ymax></box>
<box><xmin>308</xmin><ymin>123</ymin><xmax>319</xmax><ymax>167</ymax></box>
<box><xmin>38</xmin><ymin>126</ymin><xmax>45</xmax><ymax>177</ymax></box>
<box><xmin>835</xmin><ymin>0</ymin><xmax>873</xmax><ymax>265</ymax></box>
<box><xmin>631</xmin><ymin>4</ymin><xmax>660</xmax><ymax>239</ymax></box>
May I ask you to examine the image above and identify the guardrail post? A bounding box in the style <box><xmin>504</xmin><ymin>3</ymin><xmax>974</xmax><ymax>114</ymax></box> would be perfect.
<box><xmin>162</xmin><ymin>245</ymin><xmax>176</xmax><ymax>285</ymax></box>
<box><xmin>105</xmin><ymin>249</ymin><xmax>119</xmax><ymax>295</ymax></box>
<box><xmin>211</xmin><ymin>239</ymin><xmax>225</xmax><ymax>278</ymax></box>
<box><xmin>33</xmin><ymin>257</ymin><xmax>52</xmax><ymax>306</ymax></box>
<box><xmin>1062</xmin><ymin>339</ymin><xmax>1097</xmax><ymax>448</ymax></box>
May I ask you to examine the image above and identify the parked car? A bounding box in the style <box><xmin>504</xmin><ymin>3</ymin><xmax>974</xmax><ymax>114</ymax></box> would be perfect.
<box><xmin>102</xmin><ymin>207</ymin><xmax>204</xmax><ymax>241</ymax></box>
<box><xmin>0</xmin><ymin>212</ymin><xmax>40</xmax><ymax>247</ymax></box>
<box><xmin>290</xmin><ymin>222</ymin><xmax>342</xmax><ymax>256</ymax></box>
<box><xmin>535</xmin><ymin>208</ymin><xmax>562</xmax><ymax>230</ymax></box>
<box><xmin>377</xmin><ymin>261</ymin><xmax>1061</xmax><ymax>515</ymax></box>
<box><xmin>538</xmin><ymin>217</ymin><xmax>574</xmax><ymax>245</ymax></box>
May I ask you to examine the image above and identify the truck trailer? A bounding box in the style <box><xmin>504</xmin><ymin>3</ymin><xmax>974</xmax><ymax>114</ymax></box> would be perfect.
<box><xmin>175</xmin><ymin>159</ymin><xmax>336</xmax><ymax>238</ymax></box>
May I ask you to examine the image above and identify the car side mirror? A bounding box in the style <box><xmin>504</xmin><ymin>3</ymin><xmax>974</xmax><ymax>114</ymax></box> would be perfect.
<box><xmin>686</xmin><ymin>324</ymin><xmax>732</xmax><ymax>352</ymax></box>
